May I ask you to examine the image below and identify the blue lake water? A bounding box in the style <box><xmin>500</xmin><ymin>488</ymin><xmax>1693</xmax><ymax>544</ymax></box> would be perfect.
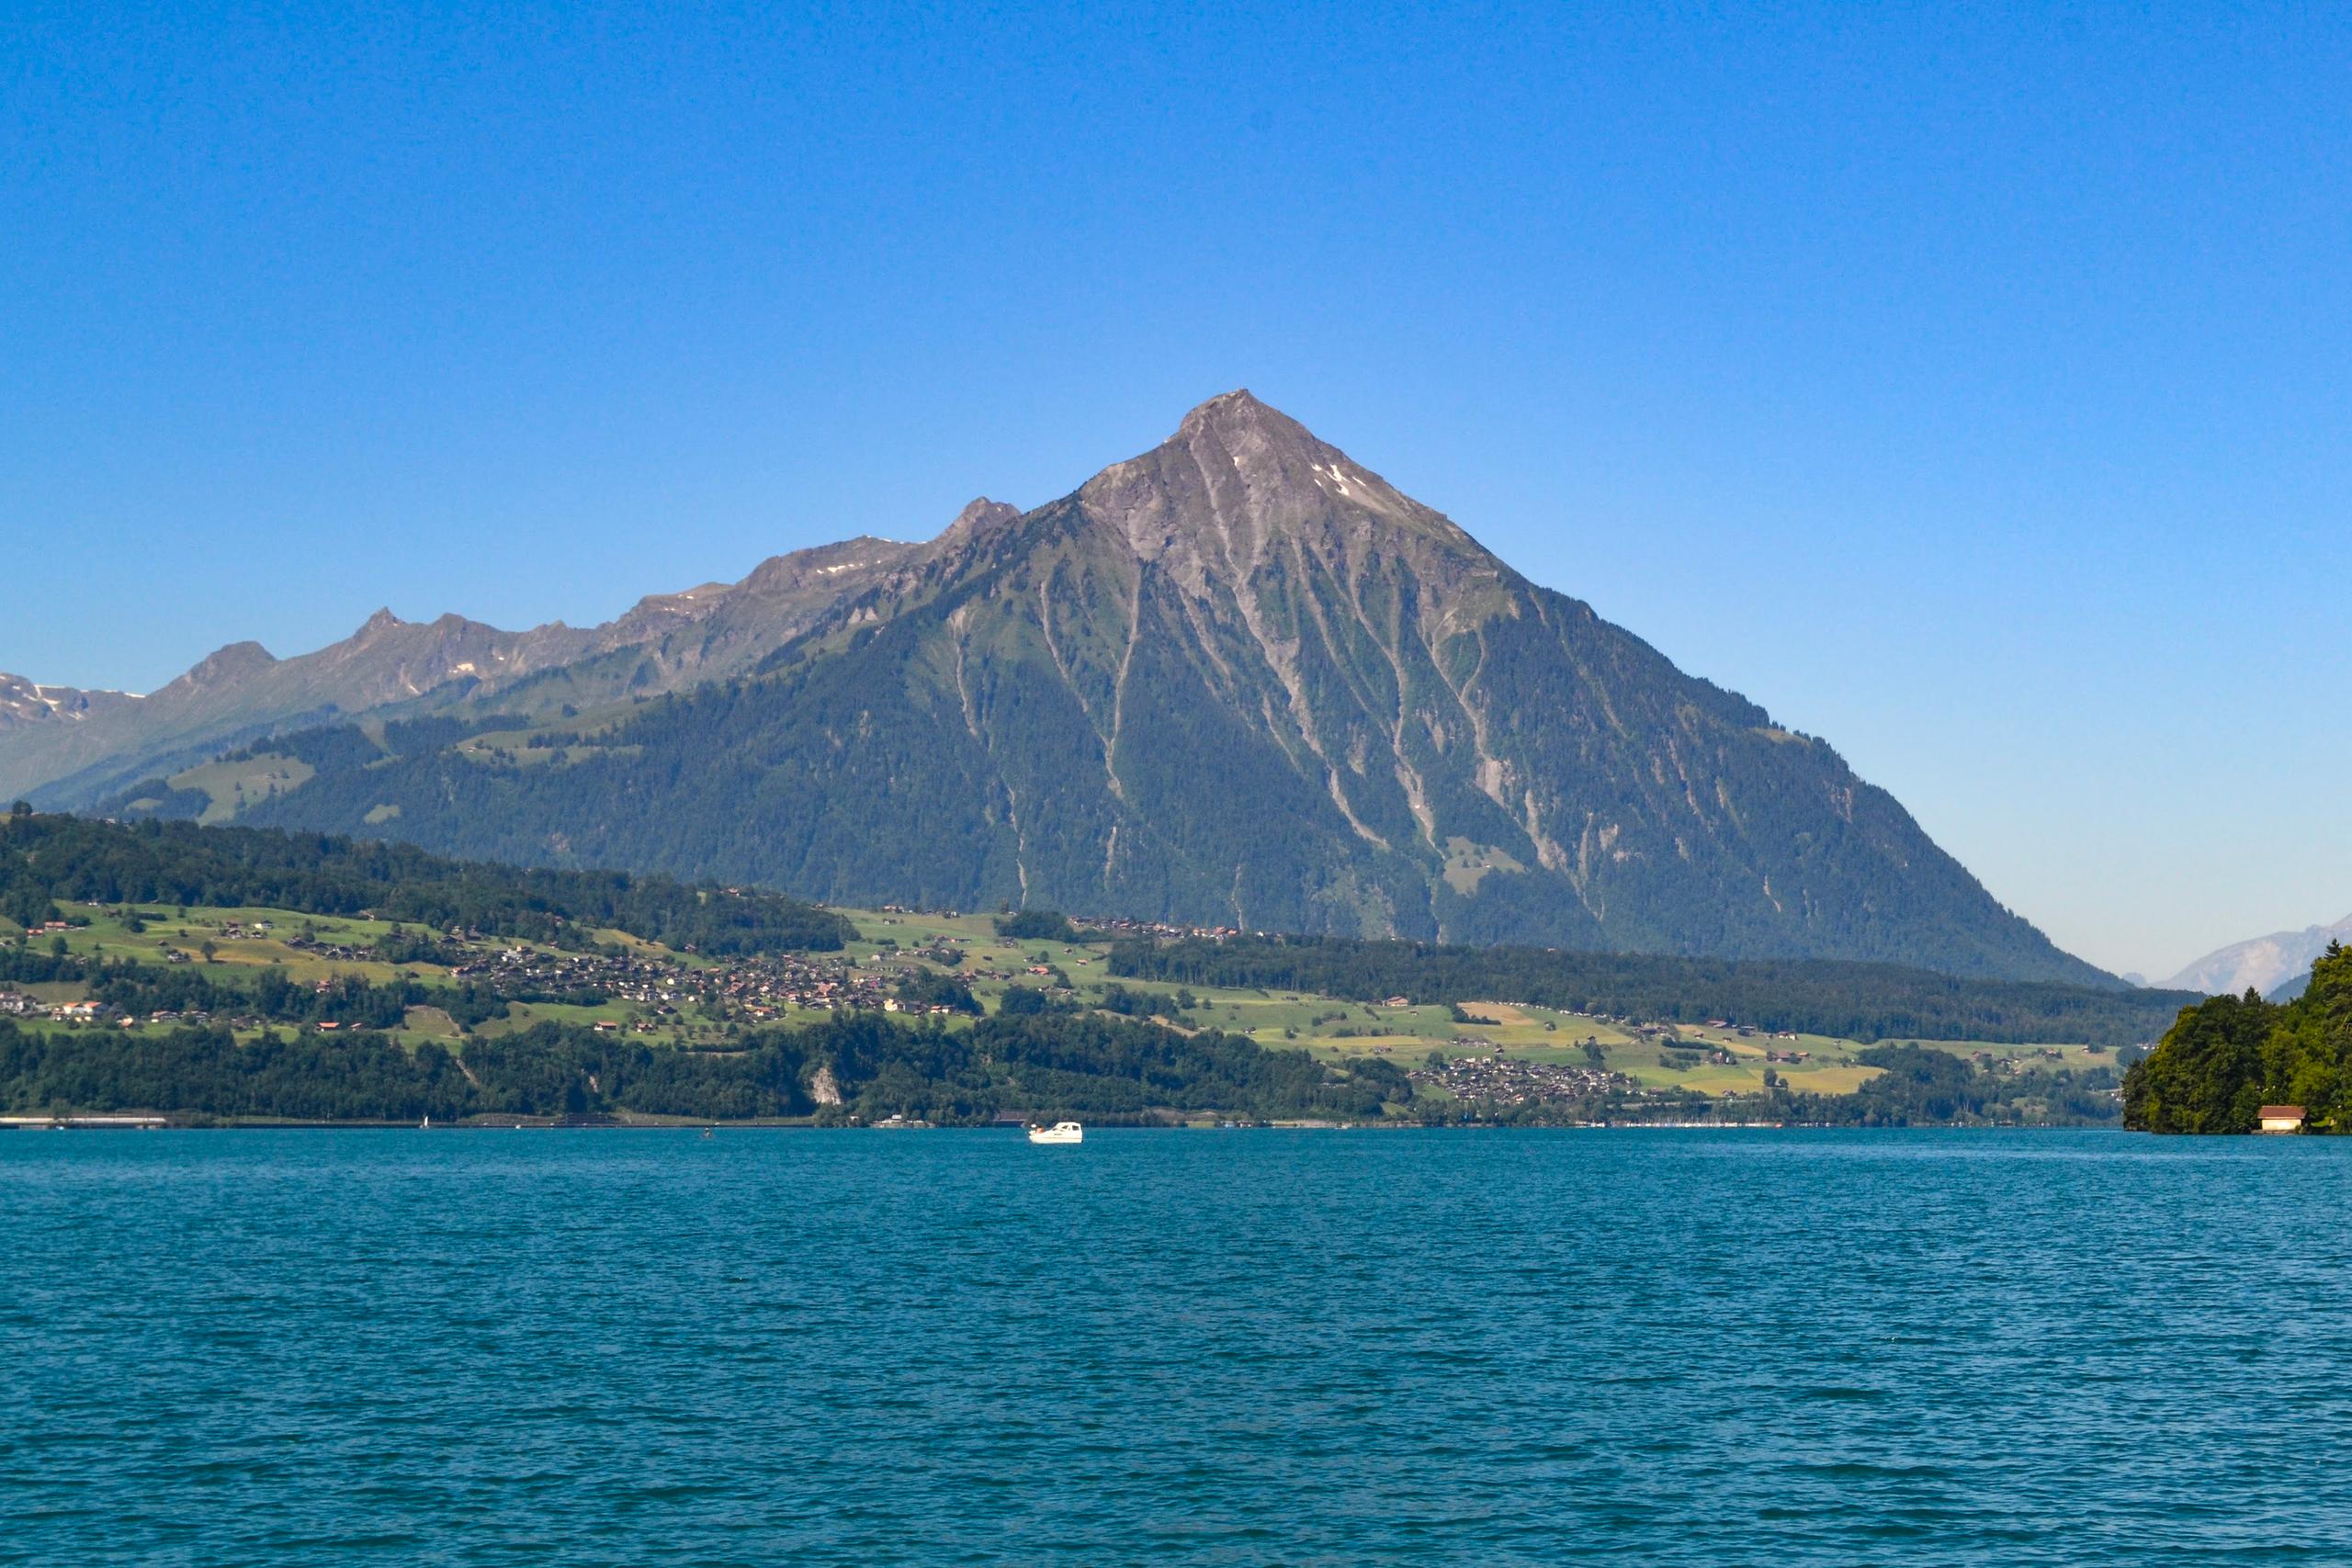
<box><xmin>3</xmin><ymin>1128</ymin><xmax>2347</xmax><ymax>1565</ymax></box>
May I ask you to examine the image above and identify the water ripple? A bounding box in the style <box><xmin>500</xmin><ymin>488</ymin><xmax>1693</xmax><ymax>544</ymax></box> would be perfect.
<box><xmin>1</xmin><ymin>1128</ymin><xmax>2346</xmax><ymax>1564</ymax></box>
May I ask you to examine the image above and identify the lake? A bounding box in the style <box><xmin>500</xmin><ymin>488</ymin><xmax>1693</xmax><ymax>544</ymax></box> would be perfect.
<box><xmin>3</xmin><ymin>1128</ymin><xmax>2346</xmax><ymax>1564</ymax></box>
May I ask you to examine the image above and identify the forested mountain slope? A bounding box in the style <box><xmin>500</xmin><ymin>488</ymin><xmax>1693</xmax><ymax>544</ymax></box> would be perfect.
<box><xmin>185</xmin><ymin>392</ymin><xmax>2107</xmax><ymax>984</ymax></box>
<box><xmin>0</xmin><ymin>808</ymin><xmax>853</xmax><ymax>953</ymax></box>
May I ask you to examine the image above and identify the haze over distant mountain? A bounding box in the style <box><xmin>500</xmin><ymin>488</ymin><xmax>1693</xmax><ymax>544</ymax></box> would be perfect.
<box><xmin>32</xmin><ymin>393</ymin><xmax>2111</xmax><ymax>984</ymax></box>
<box><xmin>2160</xmin><ymin>915</ymin><xmax>2352</xmax><ymax>999</ymax></box>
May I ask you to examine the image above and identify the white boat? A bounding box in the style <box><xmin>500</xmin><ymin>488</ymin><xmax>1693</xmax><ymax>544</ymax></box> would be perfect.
<box><xmin>1026</xmin><ymin>1121</ymin><xmax>1083</xmax><ymax>1145</ymax></box>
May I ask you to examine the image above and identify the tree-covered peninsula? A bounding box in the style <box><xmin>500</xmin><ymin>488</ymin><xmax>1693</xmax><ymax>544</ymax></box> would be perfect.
<box><xmin>2123</xmin><ymin>944</ymin><xmax>2352</xmax><ymax>1133</ymax></box>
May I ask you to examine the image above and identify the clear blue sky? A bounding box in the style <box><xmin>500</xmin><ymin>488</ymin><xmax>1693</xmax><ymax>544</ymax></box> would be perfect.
<box><xmin>5</xmin><ymin>3</ymin><xmax>2346</xmax><ymax>979</ymax></box>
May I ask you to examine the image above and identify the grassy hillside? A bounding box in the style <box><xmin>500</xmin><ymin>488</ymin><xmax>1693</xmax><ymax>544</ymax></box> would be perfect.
<box><xmin>1105</xmin><ymin>933</ymin><xmax>2195</xmax><ymax>1046</ymax></box>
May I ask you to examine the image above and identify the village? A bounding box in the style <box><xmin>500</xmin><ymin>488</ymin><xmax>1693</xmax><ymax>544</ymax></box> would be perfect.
<box><xmin>1408</xmin><ymin>1052</ymin><xmax>1629</xmax><ymax>1108</ymax></box>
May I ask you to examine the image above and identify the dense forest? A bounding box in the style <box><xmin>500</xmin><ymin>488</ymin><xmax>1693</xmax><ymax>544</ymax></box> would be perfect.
<box><xmin>1421</xmin><ymin>1040</ymin><xmax>2126</xmax><ymax>1129</ymax></box>
<box><xmin>0</xmin><ymin>1011</ymin><xmax>1411</xmax><ymax>1126</ymax></box>
<box><xmin>0</xmin><ymin>806</ymin><xmax>852</xmax><ymax>954</ymax></box>
<box><xmin>1107</xmin><ymin>934</ymin><xmax>2195</xmax><ymax>1046</ymax></box>
<box><xmin>0</xmin><ymin>1011</ymin><xmax>2123</xmax><ymax>1128</ymax></box>
<box><xmin>1796</xmin><ymin>1043</ymin><xmax>2125</xmax><ymax>1126</ymax></box>
<box><xmin>995</xmin><ymin>909</ymin><xmax>1083</xmax><ymax>942</ymax></box>
<box><xmin>2123</xmin><ymin>944</ymin><xmax>2352</xmax><ymax>1132</ymax></box>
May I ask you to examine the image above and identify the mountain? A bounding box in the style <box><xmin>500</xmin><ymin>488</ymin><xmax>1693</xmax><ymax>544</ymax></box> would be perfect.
<box><xmin>0</xmin><ymin>672</ymin><xmax>144</xmax><ymax>737</ymax></box>
<box><xmin>0</xmin><ymin>615</ymin><xmax>583</xmax><ymax>807</ymax></box>
<box><xmin>95</xmin><ymin>389</ymin><xmax>2110</xmax><ymax>985</ymax></box>
<box><xmin>2267</xmin><ymin>972</ymin><xmax>2312</xmax><ymax>1004</ymax></box>
<box><xmin>0</xmin><ymin>533</ymin><xmax>929</xmax><ymax>810</ymax></box>
<box><xmin>2160</xmin><ymin>915</ymin><xmax>2352</xmax><ymax>998</ymax></box>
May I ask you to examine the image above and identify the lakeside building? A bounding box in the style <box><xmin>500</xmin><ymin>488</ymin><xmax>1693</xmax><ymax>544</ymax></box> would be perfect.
<box><xmin>2258</xmin><ymin>1105</ymin><xmax>2307</xmax><ymax>1134</ymax></box>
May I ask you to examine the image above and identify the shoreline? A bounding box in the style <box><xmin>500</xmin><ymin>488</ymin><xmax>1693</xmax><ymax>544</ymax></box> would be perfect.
<box><xmin>0</xmin><ymin>1116</ymin><xmax>2149</xmax><ymax>1134</ymax></box>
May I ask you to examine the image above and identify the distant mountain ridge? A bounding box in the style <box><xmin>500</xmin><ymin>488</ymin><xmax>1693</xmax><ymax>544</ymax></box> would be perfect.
<box><xmin>2160</xmin><ymin>915</ymin><xmax>2352</xmax><ymax>998</ymax></box>
<box><xmin>31</xmin><ymin>392</ymin><xmax>2112</xmax><ymax>984</ymax></box>
<box><xmin>0</xmin><ymin>535</ymin><xmax>932</xmax><ymax>808</ymax></box>
<box><xmin>0</xmin><ymin>672</ymin><xmax>143</xmax><ymax>733</ymax></box>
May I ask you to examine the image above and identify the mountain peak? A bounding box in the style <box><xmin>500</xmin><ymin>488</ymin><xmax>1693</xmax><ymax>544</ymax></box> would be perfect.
<box><xmin>944</xmin><ymin>497</ymin><xmax>1022</xmax><ymax>537</ymax></box>
<box><xmin>1174</xmin><ymin>389</ymin><xmax>1310</xmax><ymax>447</ymax></box>
<box><xmin>357</xmin><ymin>608</ymin><xmax>406</xmax><ymax>637</ymax></box>
<box><xmin>1076</xmin><ymin>389</ymin><xmax>1471</xmax><ymax>573</ymax></box>
<box><xmin>175</xmin><ymin>641</ymin><xmax>278</xmax><ymax>691</ymax></box>
<box><xmin>1159</xmin><ymin>389</ymin><xmax>1407</xmax><ymax>513</ymax></box>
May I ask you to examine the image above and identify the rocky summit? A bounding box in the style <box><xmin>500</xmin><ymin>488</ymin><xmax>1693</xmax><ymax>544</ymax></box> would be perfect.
<box><xmin>28</xmin><ymin>393</ymin><xmax>2109</xmax><ymax>983</ymax></box>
